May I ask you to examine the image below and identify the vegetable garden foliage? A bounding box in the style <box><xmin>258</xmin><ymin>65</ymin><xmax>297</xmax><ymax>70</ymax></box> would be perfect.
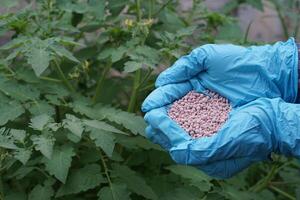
<box><xmin>0</xmin><ymin>0</ymin><xmax>299</xmax><ymax>199</ymax></box>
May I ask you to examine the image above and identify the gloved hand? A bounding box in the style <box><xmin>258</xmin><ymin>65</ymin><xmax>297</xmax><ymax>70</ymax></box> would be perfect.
<box><xmin>142</xmin><ymin>38</ymin><xmax>298</xmax><ymax>113</ymax></box>
<box><xmin>144</xmin><ymin>97</ymin><xmax>300</xmax><ymax>178</ymax></box>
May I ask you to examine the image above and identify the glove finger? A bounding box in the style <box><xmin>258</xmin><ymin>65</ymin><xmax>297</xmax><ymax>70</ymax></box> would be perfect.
<box><xmin>144</xmin><ymin>106</ymin><xmax>191</xmax><ymax>147</ymax></box>
<box><xmin>141</xmin><ymin>81</ymin><xmax>192</xmax><ymax>112</ymax></box>
<box><xmin>155</xmin><ymin>47</ymin><xmax>208</xmax><ymax>87</ymax></box>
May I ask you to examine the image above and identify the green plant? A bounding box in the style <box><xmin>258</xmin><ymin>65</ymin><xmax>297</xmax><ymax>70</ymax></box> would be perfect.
<box><xmin>0</xmin><ymin>0</ymin><xmax>299</xmax><ymax>200</ymax></box>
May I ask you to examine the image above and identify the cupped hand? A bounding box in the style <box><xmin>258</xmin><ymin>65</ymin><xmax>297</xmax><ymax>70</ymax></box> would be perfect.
<box><xmin>142</xmin><ymin>38</ymin><xmax>298</xmax><ymax>113</ymax></box>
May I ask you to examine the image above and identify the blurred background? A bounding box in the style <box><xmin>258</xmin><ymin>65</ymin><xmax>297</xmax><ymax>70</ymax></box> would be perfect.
<box><xmin>1</xmin><ymin>0</ymin><xmax>299</xmax><ymax>44</ymax></box>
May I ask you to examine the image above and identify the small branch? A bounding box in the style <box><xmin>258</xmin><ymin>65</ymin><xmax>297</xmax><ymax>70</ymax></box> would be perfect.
<box><xmin>93</xmin><ymin>62</ymin><xmax>111</xmax><ymax>104</ymax></box>
<box><xmin>269</xmin><ymin>185</ymin><xmax>296</xmax><ymax>200</ymax></box>
<box><xmin>127</xmin><ymin>69</ymin><xmax>141</xmax><ymax>112</ymax></box>
<box><xmin>271</xmin><ymin>0</ymin><xmax>289</xmax><ymax>39</ymax></box>
<box><xmin>99</xmin><ymin>149</ymin><xmax>117</xmax><ymax>200</ymax></box>
<box><xmin>39</xmin><ymin>76</ymin><xmax>62</xmax><ymax>83</ymax></box>
<box><xmin>136</xmin><ymin>0</ymin><xmax>142</xmax><ymax>22</ymax></box>
<box><xmin>53</xmin><ymin>60</ymin><xmax>75</xmax><ymax>93</ymax></box>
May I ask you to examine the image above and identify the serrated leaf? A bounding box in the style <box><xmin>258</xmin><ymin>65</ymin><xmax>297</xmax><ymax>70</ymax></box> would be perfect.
<box><xmin>123</xmin><ymin>61</ymin><xmax>141</xmax><ymax>73</ymax></box>
<box><xmin>28</xmin><ymin>101</ymin><xmax>55</xmax><ymax>116</ymax></box>
<box><xmin>31</xmin><ymin>133</ymin><xmax>55</xmax><ymax>159</ymax></box>
<box><xmin>0</xmin><ymin>100</ymin><xmax>25</xmax><ymax>126</ymax></box>
<box><xmin>83</xmin><ymin>119</ymin><xmax>126</xmax><ymax>135</ymax></box>
<box><xmin>63</xmin><ymin>114</ymin><xmax>84</xmax><ymax>138</ymax></box>
<box><xmin>56</xmin><ymin>164</ymin><xmax>105</xmax><ymax>197</ymax></box>
<box><xmin>165</xmin><ymin>165</ymin><xmax>212</xmax><ymax>191</ymax></box>
<box><xmin>0</xmin><ymin>78</ymin><xmax>40</xmax><ymax>101</ymax></box>
<box><xmin>97</xmin><ymin>106</ymin><xmax>146</xmax><ymax>136</ymax></box>
<box><xmin>14</xmin><ymin>149</ymin><xmax>32</xmax><ymax>165</ymax></box>
<box><xmin>97</xmin><ymin>183</ymin><xmax>131</xmax><ymax>200</ymax></box>
<box><xmin>112</xmin><ymin>165</ymin><xmax>157</xmax><ymax>199</ymax></box>
<box><xmin>51</xmin><ymin>45</ymin><xmax>79</xmax><ymax>62</ymax></box>
<box><xmin>27</xmin><ymin>48</ymin><xmax>50</xmax><ymax>76</ymax></box>
<box><xmin>29</xmin><ymin>114</ymin><xmax>52</xmax><ymax>131</ymax></box>
<box><xmin>28</xmin><ymin>184</ymin><xmax>54</xmax><ymax>200</ymax></box>
<box><xmin>89</xmin><ymin>129</ymin><xmax>116</xmax><ymax>157</ymax></box>
<box><xmin>10</xmin><ymin>129</ymin><xmax>26</xmax><ymax>143</ymax></box>
<box><xmin>0</xmin><ymin>128</ymin><xmax>19</xmax><ymax>149</ymax></box>
<box><xmin>44</xmin><ymin>145</ymin><xmax>75</xmax><ymax>183</ymax></box>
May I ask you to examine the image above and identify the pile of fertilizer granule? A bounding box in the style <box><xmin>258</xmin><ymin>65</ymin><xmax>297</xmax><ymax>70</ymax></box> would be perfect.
<box><xmin>168</xmin><ymin>90</ymin><xmax>231</xmax><ymax>138</ymax></box>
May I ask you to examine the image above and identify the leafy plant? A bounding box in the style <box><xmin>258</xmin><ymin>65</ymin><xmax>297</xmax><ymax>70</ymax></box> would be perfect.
<box><xmin>0</xmin><ymin>0</ymin><xmax>299</xmax><ymax>200</ymax></box>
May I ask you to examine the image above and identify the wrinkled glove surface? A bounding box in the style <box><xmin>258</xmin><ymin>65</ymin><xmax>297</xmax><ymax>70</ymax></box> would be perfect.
<box><xmin>145</xmin><ymin>97</ymin><xmax>300</xmax><ymax>178</ymax></box>
<box><xmin>142</xmin><ymin>39</ymin><xmax>299</xmax><ymax>178</ymax></box>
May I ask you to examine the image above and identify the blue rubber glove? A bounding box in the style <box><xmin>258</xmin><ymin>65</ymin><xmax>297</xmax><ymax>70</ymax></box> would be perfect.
<box><xmin>142</xmin><ymin>38</ymin><xmax>298</xmax><ymax>113</ymax></box>
<box><xmin>144</xmin><ymin>97</ymin><xmax>300</xmax><ymax>178</ymax></box>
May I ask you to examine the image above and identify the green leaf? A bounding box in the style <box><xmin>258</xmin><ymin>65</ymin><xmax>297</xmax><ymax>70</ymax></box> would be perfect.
<box><xmin>97</xmin><ymin>106</ymin><xmax>146</xmax><ymax>136</ymax></box>
<box><xmin>31</xmin><ymin>133</ymin><xmax>55</xmax><ymax>159</ymax></box>
<box><xmin>4</xmin><ymin>192</ymin><xmax>27</xmax><ymax>200</ymax></box>
<box><xmin>63</xmin><ymin>114</ymin><xmax>84</xmax><ymax>138</ymax></box>
<box><xmin>0</xmin><ymin>100</ymin><xmax>25</xmax><ymax>126</ymax></box>
<box><xmin>0</xmin><ymin>128</ymin><xmax>19</xmax><ymax>149</ymax></box>
<box><xmin>89</xmin><ymin>0</ymin><xmax>106</xmax><ymax>20</ymax></box>
<box><xmin>27</xmin><ymin>48</ymin><xmax>50</xmax><ymax>76</ymax></box>
<box><xmin>123</xmin><ymin>61</ymin><xmax>141</xmax><ymax>73</ymax></box>
<box><xmin>28</xmin><ymin>184</ymin><xmax>54</xmax><ymax>200</ymax></box>
<box><xmin>83</xmin><ymin>119</ymin><xmax>126</xmax><ymax>135</ymax></box>
<box><xmin>51</xmin><ymin>45</ymin><xmax>79</xmax><ymax>63</ymax></box>
<box><xmin>56</xmin><ymin>164</ymin><xmax>105</xmax><ymax>197</ymax></box>
<box><xmin>10</xmin><ymin>129</ymin><xmax>26</xmax><ymax>143</ymax></box>
<box><xmin>28</xmin><ymin>101</ymin><xmax>55</xmax><ymax>116</ymax></box>
<box><xmin>97</xmin><ymin>183</ymin><xmax>131</xmax><ymax>200</ymax></box>
<box><xmin>89</xmin><ymin>129</ymin><xmax>116</xmax><ymax>157</ymax></box>
<box><xmin>160</xmin><ymin>187</ymin><xmax>202</xmax><ymax>200</ymax></box>
<box><xmin>0</xmin><ymin>78</ymin><xmax>40</xmax><ymax>101</ymax></box>
<box><xmin>29</xmin><ymin>114</ymin><xmax>52</xmax><ymax>131</ymax></box>
<box><xmin>112</xmin><ymin>165</ymin><xmax>157</xmax><ymax>199</ymax></box>
<box><xmin>9</xmin><ymin>166</ymin><xmax>35</xmax><ymax>180</ymax></box>
<box><xmin>44</xmin><ymin>145</ymin><xmax>75</xmax><ymax>183</ymax></box>
<box><xmin>165</xmin><ymin>165</ymin><xmax>212</xmax><ymax>192</ymax></box>
<box><xmin>14</xmin><ymin>149</ymin><xmax>32</xmax><ymax>165</ymax></box>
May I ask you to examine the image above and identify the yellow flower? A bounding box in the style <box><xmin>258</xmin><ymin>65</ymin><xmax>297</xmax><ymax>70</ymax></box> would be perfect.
<box><xmin>124</xmin><ymin>19</ymin><xmax>134</xmax><ymax>27</ymax></box>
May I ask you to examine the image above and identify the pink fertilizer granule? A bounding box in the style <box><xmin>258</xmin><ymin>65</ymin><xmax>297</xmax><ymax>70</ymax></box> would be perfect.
<box><xmin>168</xmin><ymin>90</ymin><xmax>231</xmax><ymax>138</ymax></box>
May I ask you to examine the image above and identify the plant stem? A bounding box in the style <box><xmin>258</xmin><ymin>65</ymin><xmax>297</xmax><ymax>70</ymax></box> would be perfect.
<box><xmin>127</xmin><ymin>69</ymin><xmax>141</xmax><ymax>112</ymax></box>
<box><xmin>271</xmin><ymin>0</ymin><xmax>289</xmax><ymax>39</ymax></box>
<box><xmin>136</xmin><ymin>68</ymin><xmax>153</xmax><ymax>90</ymax></box>
<box><xmin>269</xmin><ymin>185</ymin><xmax>296</xmax><ymax>200</ymax></box>
<box><xmin>39</xmin><ymin>76</ymin><xmax>62</xmax><ymax>83</ymax></box>
<box><xmin>243</xmin><ymin>20</ymin><xmax>254</xmax><ymax>44</ymax></box>
<box><xmin>99</xmin><ymin>149</ymin><xmax>117</xmax><ymax>200</ymax></box>
<box><xmin>93</xmin><ymin>62</ymin><xmax>111</xmax><ymax>104</ymax></box>
<box><xmin>53</xmin><ymin>60</ymin><xmax>75</xmax><ymax>93</ymax></box>
<box><xmin>153</xmin><ymin>0</ymin><xmax>173</xmax><ymax>17</ymax></box>
<box><xmin>250</xmin><ymin>164</ymin><xmax>278</xmax><ymax>192</ymax></box>
<box><xmin>136</xmin><ymin>0</ymin><xmax>142</xmax><ymax>22</ymax></box>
